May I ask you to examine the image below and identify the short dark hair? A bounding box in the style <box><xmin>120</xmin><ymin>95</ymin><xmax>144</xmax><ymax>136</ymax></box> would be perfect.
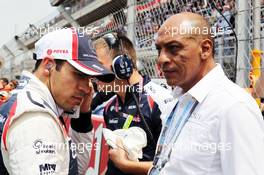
<box><xmin>33</xmin><ymin>59</ymin><xmax>65</xmax><ymax>72</ymax></box>
<box><xmin>10</xmin><ymin>79</ymin><xmax>18</xmax><ymax>88</ymax></box>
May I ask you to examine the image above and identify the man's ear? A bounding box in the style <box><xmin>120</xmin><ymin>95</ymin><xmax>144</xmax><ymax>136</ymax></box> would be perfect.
<box><xmin>46</xmin><ymin>63</ymin><xmax>53</xmax><ymax>70</ymax></box>
<box><xmin>200</xmin><ymin>39</ymin><xmax>213</xmax><ymax>60</ymax></box>
<box><xmin>42</xmin><ymin>57</ymin><xmax>55</xmax><ymax>76</ymax></box>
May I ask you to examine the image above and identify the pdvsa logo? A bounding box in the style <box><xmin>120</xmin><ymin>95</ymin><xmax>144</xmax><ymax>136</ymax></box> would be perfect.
<box><xmin>109</xmin><ymin>118</ymin><xmax>118</xmax><ymax>124</ymax></box>
<box><xmin>47</xmin><ymin>49</ymin><xmax>53</xmax><ymax>55</ymax></box>
<box><xmin>46</xmin><ymin>49</ymin><xmax>69</xmax><ymax>55</ymax></box>
<box><xmin>39</xmin><ymin>163</ymin><xmax>56</xmax><ymax>175</ymax></box>
<box><xmin>128</xmin><ymin>105</ymin><xmax>136</xmax><ymax>110</ymax></box>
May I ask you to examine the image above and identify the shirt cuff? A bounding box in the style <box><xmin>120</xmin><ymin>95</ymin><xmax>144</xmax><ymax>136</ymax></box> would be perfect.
<box><xmin>71</xmin><ymin>111</ymin><xmax>93</xmax><ymax>133</ymax></box>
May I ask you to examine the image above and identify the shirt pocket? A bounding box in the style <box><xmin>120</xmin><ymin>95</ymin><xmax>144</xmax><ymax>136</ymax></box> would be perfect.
<box><xmin>186</xmin><ymin>118</ymin><xmax>218</xmax><ymax>153</ymax></box>
<box><xmin>167</xmin><ymin>117</ymin><xmax>220</xmax><ymax>174</ymax></box>
<box><xmin>170</xmin><ymin>118</ymin><xmax>219</xmax><ymax>163</ymax></box>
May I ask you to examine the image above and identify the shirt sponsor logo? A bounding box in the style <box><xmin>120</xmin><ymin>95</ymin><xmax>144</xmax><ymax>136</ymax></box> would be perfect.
<box><xmin>82</xmin><ymin>53</ymin><xmax>89</xmax><ymax>57</ymax></box>
<box><xmin>109</xmin><ymin>118</ymin><xmax>118</xmax><ymax>124</ymax></box>
<box><xmin>110</xmin><ymin>106</ymin><xmax>121</xmax><ymax>111</ymax></box>
<box><xmin>0</xmin><ymin>114</ymin><xmax>6</xmax><ymax>124</ymax></box>
<box><xmin>127</xmin><ymin>104</ymin><xmax>143</xmax><ymax>109</ymax></box>
<box><xmin>33</xmin><ymin>139</ymin><xmax>55</xmax><ymax>155</ymax></box>
<box><xmin>164</xmin><ymin>98</ymin><xmax>173</xmax><ymax>104</ymax></box>
<box><xmin>128</xmin><ymin>105</ymin><xmax>136</xmax><ymax>110</ymax></box>
<box><xmin>39</xmin><ymin>163</ymin><xmax>56</xmax><ymax>175</ymax></box>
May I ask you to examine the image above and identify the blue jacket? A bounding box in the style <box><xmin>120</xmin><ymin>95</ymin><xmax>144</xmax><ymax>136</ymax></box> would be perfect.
<box><xmin>104</xmin><ymin>76</ymin><xmax>162</xmax><ymax>175</ymax></box>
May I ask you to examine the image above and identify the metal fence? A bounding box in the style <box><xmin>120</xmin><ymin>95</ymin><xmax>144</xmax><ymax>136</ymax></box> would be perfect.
<box><xmin>0</xmin><ymin>0</ymin><xmax>263</xmax><ymax>90</ymax></box>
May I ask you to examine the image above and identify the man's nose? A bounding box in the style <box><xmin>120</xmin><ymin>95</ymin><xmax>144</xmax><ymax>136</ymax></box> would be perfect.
<box><xmin>78</xmin><ymin>78</ymin><xmax>91</xmax><ymax>94</ymax></box>
<box><xmin>157</xmin><ymin>49</ymin><xmax>170</xmax><ymax>67</ymax></box>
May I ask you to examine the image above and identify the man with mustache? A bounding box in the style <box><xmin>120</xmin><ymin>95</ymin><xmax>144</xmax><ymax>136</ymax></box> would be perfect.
<box><xmin>0</xmin><ymin>28</ymin><xmax>115</xmax><ymax>175</ymax></box>
<box><xmin>149</xmin><ymin>12</ymin><xmax>264</xmax><ymax>175</ymax></box>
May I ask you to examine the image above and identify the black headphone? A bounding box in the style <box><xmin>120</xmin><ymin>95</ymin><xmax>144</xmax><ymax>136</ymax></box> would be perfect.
<box><xmin>102</xmin><ymin>33</ymin><xmax>154</xmax><ymax>142</ymax></box>
<box><xmin>102</xmin><ymin>33</ymin><xmax>133</xmax><ymax>80</ymax></box>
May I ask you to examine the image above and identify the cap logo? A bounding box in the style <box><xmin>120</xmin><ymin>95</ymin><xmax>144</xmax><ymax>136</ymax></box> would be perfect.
<box><xmin>47</xmin><ymin>49</ymin><xmax>53</xmax><ymax>55</ymax></box>
<box><xmin>52</xmin><ymin>49</ymin><xmax>69</xmax><ymax>54</ymax></box>
<box><xmin>120</xmin><ymin>59</ymin><xmax>126</xmax><ymax>69</ymax></box>
<box><xmin>47</xmin><ymin>49</ymin><xmax>69</xmax><ymax>55</ymax></box>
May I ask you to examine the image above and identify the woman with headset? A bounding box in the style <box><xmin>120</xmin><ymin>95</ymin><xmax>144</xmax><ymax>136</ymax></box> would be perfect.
<box><xmin>94</xmin><ymin>32</ymin><xmax>162</xmax><ymax>175</ymax></box>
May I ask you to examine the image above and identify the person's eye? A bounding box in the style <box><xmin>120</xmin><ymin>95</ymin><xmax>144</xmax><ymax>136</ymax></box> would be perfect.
<box><xmin>79</xmin><ymin>74</ymin><xmax>86</xmax><ymax>79</ymax></box>
<box><xmin>157</xmin><ymin>48</ymin><xmax>161</xmax><ymax>56</ymax></box>
<box><xmin>74</xmin><ymin>72</ymin><xmax>85</xmax><ymax>79</ymax></box>
<box><xmin>168</xmin><ymin>45</ymin><xmax>181</xmax><ymax>55</ymax></box>
<box><xmin>155</xmin><ymin>46</ymin><xmax>161</xmax><ymax>56</ymax></box>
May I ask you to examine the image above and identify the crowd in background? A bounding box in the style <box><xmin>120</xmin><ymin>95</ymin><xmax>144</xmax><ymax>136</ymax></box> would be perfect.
<box><xmin>20</xmin><ymin>0</ymin><xmax>264</xmax><ymax>51</ymax></box>
<box><xmin>136</xmin><ymin>0</ymin><xmax>236</xmax><ymax>48</ymax></box>
<box><xmin>0</xmin><ymin>77</ymin><xmax>18</xmax><ymax>105</ymax></box>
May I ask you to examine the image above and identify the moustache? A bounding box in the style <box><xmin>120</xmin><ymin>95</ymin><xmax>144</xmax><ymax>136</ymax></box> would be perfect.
<box><xmin>161</xmin><ymin>63</ymin><xmax>182</xmax><ymax>72</ymax></box>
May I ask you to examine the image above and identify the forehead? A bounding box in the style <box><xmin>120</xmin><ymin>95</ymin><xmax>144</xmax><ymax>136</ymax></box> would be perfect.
<box><xmin>155</xmin><ymin>29</ymin><xmax>187</xmax><ymax>47</ymax></box>
<box><xmin>156</xmin><ymin>22</ymin><xmax>200</xmax><ymax>46</ymax></box>
<box><xmin>156</xmin><ymin>22</ymin><xmax>179</xmax><ymax>43</ymax></box>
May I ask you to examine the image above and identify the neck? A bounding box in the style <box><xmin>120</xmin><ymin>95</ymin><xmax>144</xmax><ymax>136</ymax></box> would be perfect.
<box><xmin>182</xmin><ymin>60</ymin><xmax>216</xmax><ymax>93</ymax></box>
<box><xmin>33</xmin><ymin>69</ymin><xmax>49</xmax><ymax>86</ymax></box>
<box><xmin>117</xmin><ymin>90</ymin><xmax>126</xmax><ymax>103</ymax></box>
<box><xmin>128</xmin><ymin>69</ymin><xmax>142</xmax><ymax>85</ymax></box>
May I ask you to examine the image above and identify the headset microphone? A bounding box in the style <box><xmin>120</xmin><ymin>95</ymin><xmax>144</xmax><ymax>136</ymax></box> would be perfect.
<box><xmin>112</xmin><ymin>54</ymin><xmax>133</xmax><ymax>80</ymax></box>
<box><xmin>103</xmin><ymin>33</ymin><xmax>134</xmax><ymax>80</ymax></box>
<box><xmin>103</xmin><ymin>32</ymin><xmax>154</xmax><ymax>141</ymax></box>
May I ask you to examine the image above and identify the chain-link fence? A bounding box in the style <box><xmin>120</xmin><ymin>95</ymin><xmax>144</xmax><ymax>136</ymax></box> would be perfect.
<box><xmin>82</xmin><ymin>0</ymin><xmax>240</xmax><ymax>82</ymax></box>
<box><xmin>72</xmin><ymin>0</ymin><xmax>260</xmax><ymax>88</ymax></box>
<box><xmin>0</xmin><ymin>0</ymin><xmax>263</xmax><ymax>91</ymax></box>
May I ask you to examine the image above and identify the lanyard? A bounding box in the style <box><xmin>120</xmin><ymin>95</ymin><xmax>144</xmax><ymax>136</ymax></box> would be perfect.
<box><xmin>115</xmin><ymin>77</ymin><xmax>144</xmax><ymax>113</ymax></box>
<box><xmin>113</xmin><ymin>77</ymin><xmax>144</xmax><ymax>129</ymax></box>
<box><xmin>150</xmin><ymin>97</ymin><xmax>199</xmax><ymax>174</ymax></box>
